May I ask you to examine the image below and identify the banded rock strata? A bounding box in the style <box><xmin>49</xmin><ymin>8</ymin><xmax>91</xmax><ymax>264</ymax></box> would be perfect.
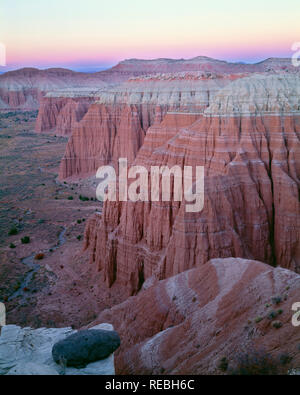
<box><xmin>35</xmin><ymin>91</ymin><xmax>100</xmax><ymax>135</ymax></box>
<box><xmin>0</xmin><ymin>68</ymin><xmax>107</xmax><ymax>110</ymax></box>
<box><xmin>97</xmin><ymin>56</ymin><xmax>299</xmax><ymax>81</ymax></box>
<box><xmin>91</xmin><ymin>258</ymin><xmax>300</xmax><ymax>374</ymax></box>
<box><xmin>1</xmin><ymin>57</ymin><xmax>297</xmax><ymax>110</ymax></box>
<box><xmin>84</xmin><ymin>74</ymin><xmax>300</xmax><ymax>296</ymax></box>
<box><xmin>59</xmin><ymin>73</ymin><xmax>241</xmax><ymax>179</ymax></box>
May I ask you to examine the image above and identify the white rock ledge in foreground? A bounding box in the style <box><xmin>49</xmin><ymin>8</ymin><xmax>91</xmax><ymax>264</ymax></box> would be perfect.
<box><xmin>0</xmin><ymin>323</ymin><xmax>115</xmax><ymax>375</ymax></box>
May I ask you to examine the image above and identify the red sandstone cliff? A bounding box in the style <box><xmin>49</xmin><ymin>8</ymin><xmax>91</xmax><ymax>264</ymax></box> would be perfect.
<box><xmin>89</xmin><ymin>258</ymin><xmax>300</xmax><ymax>374</ymax></box>
<box><xmin>58</xmin><ymin>73</ymin><xmax>239</xmax><ymax>179</ymax></box>
<box><xmin>84</xmin><ymin>74</ymin><xmax>300</xmax><ymax>296</ymax></box>
<box><xmin>0</xmin><ymin>68</ymin><xmax>107</xmax><ymax>110</ymax></box>
<box><xmin>35</xmin><ymin>95</ymin><xmax>97</xmax><ymax>135</ymax></box>
<box><xmin>59</xmin><ymin>102</ymin><xmax>159</xmax><ymax>178</ymax></box>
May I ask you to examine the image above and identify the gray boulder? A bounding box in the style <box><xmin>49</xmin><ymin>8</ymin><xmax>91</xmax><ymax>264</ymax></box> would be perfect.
<box><xmin>52</xmin><ymin>329</ymin><xmax>121</xmax><ymax>368</ymax></box>
<box><xmin>0</xmin><ymin>324</ymin><xmax>117</xmax><ymax>375</ymax></box>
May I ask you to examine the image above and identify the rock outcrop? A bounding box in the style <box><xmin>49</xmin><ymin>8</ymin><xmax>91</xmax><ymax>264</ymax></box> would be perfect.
<box><xmin>1</xmin><ymin>57</ymin><xmax>297</xmax><ymax>110</ymax></box>
<box><xmin>90</xmin><ymin>258</ymin><xmax>300</xmax><ymax>375</ymax></box>
<box><xmin>35</xmin><ymin>93</ymin><xmax>98</xmax><ymax>135</ymax></box>
<box><xmin>0</xmin><ymin>68</ymin><xmax>107</xmax><ymax>110</ymax></box>
<box><xmin>0</xmin><ymin>323</ymin><xmax>116</xmax><ymax>375</ymax></box>
<box><xmin>52</xmin><ymin>329</ymin><xmax>120</xmax><ymax>367</ymax></box>
<box><xmin>59</xmin><ymin>72</ymin><xmax>241</xmax><ymax>179</ymax></box>
<box><xmin>97</xmin><ymin>56</ymin><xmax>298</xmax><ymax>82</ymax></box>
<box><xmin>84</xmin><ymin>74</ymin><xmax>300</xmax><ymax>295</ymax></box>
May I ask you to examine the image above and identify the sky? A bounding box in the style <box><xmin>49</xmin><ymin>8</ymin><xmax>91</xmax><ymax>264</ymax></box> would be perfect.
<box><xmin>0</xmin><ymin>0</ymin><xmax>299</xmax><ymax>71</ymax></box>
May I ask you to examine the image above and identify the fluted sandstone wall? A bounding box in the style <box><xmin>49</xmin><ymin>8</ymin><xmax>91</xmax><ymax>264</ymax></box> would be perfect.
<box><xmin>84</xmin><ymin>74</ymin><xmax>300</xmax><ymax>295</ymax></box>
<box><xmin>59</xmin><ymin>103</ymin><xmax>162</xmax><ymax>179</ymax></box>
<box><xmin>59</xmin><ymin>73</ymin><xmax>237</xmax><ymax>179</ymax></box>
<box><xmin>35</xmin><ymin>96</ymin><xmax>97</xmax><ymax>135</ymax></box>
<box><xmin>0</xmin><ymin>87</ymin><xmax>43</xmax><ymax>110</ymax></box>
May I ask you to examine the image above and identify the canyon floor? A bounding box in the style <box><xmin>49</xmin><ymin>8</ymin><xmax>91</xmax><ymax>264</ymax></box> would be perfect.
<box><xmin>0</xmin><ymin>112</ymin><xmax>124</xmax><ymax>329</ymax></box>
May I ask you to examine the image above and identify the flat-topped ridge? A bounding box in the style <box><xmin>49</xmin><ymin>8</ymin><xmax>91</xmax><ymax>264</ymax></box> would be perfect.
<box><xmin>205</xmin><ymin>73</ymin><xmax>300</xmax><ymax>116</ymax></box>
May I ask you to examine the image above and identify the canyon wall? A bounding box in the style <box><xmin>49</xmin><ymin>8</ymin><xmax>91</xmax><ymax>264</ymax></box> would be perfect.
<box><xmin>0</xmin><ymin>68</ymin><xmax>107</xmax><ymax>110</ymax></box>
<box><xmin>0</xmin><ymin>57</ymin><xmax>297</xmax><ymax>110</ymax></box>
<box><xmin>35</xmin><ymin>92</ymin><xmax>99</xmax><ymax>135</ymax></box>
<box><xmin>84</xmin><ymin>74</ymin><xmax>300</xmax><ymax>295</ymax></box>
<box><xmin>0</xmin><ymin>87</ymin><xmax>43</xmax><ymax>110</ymax></box>
<box><xmin>59</xmin><ymin>73</ymin><xmax>240</xmax><ymax>179</ymax></box>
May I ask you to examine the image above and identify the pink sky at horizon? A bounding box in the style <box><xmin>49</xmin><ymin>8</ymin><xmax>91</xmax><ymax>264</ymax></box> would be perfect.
<box><xmin>1</xmin><ymin>0</ymin><xmax>299</xmax><ymax>71</ymax></box>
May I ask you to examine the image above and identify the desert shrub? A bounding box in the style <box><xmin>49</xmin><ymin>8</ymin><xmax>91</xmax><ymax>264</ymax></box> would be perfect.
<box><xmin>34</xmin><ymin>253</ymin><xmax>44</xmax><ymax>260</ymax></box>
<box><xmin>8</xmin><ymin>227</ymin><xmax>18</xmax><ymax>236</ymax></box>
<box><xmin>79</xmin><ymin>195</ymin><xmax>89</xmax><ymax>202</ymax></box>
<box><xmin>230</xmin><ymin>350</ymin><xmax>280</xmax><ymax>376</ymax></box>
<box><xmin>68</xmin><ymin>196</ymin><xmax>74</xmax><ymax>200</ymax></box>
<box><xmin>21</xmin><ymin>236</ymin><xmax>30</xmax><ymax>244</ymax></box>
<box><xmin>9</xmin><ymin>243</ymin><xmax>16</xmax><ymax>249</ymax></box>
<box><xmin>272</xmin><ymin>321</ymin><xmax>283</xmax><ymax>329</ymax></box>
<box><xmin>272</xmin><ymin>296</ymin><xmax>282</xmax><ymax>305</ymax></box>
<box><xmin>77</xmin><ymin>219</ymin><xmax>82</xmax><ymax>224</ymax></box>
<box><xmin>77</xmin><ymin>235</ymin><xmax>82</xmax><ymax>241</ymax></box>
<box><xmin>14</xmin><ymin>282</ymin><xmax>21</xmax><ymax>291</ymax></box>
<box><xmin>218</xmin><ymin>357</ymin><xmax>229</xmax><ymax>372</ymax></box>
<box><xmin>268</xmin><ymin>311</ymin><xmax>279</xmax><ymax>320</ymax></box>
<box><xmin>255</xmin><ymin>317</ymin><xmax>263</xmax><ymax>324</ymax></box>
<box><xmin>279</xmin><ymin>354</ymin><xmax>293</xmax><ymax>366</ymax></box>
